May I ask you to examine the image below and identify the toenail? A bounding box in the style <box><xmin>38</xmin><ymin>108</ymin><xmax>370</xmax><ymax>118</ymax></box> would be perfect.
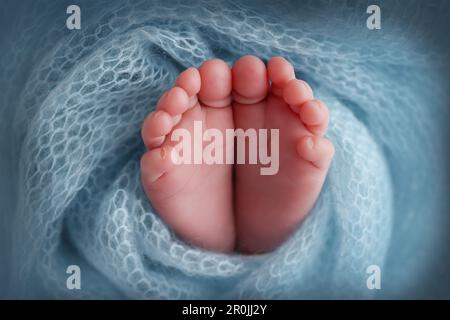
<box><xmin>167</xmin><ymin>87</ymin><xmax>181</xmax><ymax>101</ymax></box>
<box><xmin>308</xmin><ymin>100</ymin><xmax>320</xmax><ymax>110</ymax></box>
<box><xmin>153</xmin><ymin>111</ymin><xmax>162</xmax><ymax>120</ymax></box>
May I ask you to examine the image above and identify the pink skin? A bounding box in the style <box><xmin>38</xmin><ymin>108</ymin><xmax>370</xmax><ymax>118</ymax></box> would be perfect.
<box><xmin>233</xmin><ymin>56</ymin><xmax>333</xmax><ymax>253</ymax></box>
<box><xmin>140</xmin><ymin>56</ymin><xmax>334</xmax><ymax>254</ymax></box>
<box><xmin>141</xmin><ymin>61</ymin><xmax>235</xmax><ymax>252</ymax></box>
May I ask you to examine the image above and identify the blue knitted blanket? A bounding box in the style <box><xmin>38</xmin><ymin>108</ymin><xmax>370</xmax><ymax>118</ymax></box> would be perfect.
<box><xmin>0</xmin><ymin>0</ymin><xmax>449</xmax><ymax>298</ymax></box>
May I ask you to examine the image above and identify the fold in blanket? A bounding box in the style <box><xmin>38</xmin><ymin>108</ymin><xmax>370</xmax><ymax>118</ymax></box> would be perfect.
<box><xmin>0</xmin><ymin>0</ymin><xmax>449</xmax><ymax>298</ymax></box>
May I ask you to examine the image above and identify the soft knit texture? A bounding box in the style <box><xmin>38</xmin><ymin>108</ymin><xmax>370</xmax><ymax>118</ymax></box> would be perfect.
<box><xmin>0</xmin><ymin>0</ymin><xmax>449</xmax><ymax>299</ymax></box>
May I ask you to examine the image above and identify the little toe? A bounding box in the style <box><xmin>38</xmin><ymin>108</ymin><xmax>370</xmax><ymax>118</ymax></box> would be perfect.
<box><xmin>175</xmin><ymin>67</ymin><xmax>201</xmax><ymax>108</ymax></box>
<box><xmin>299</xmin><ymin>99</ymin><xmax>329</xmax><ymax>136</ymax></box>
<box><xmin>297</xmin><ymin>135</ymin><xmax>335</xmax><ymax>169</ymax></box>
<box><xmin>141</xmin><ymin>145</ymin><xmax>177</xmax><ymax>184</ymax></box>
<box><xmin>232</xmin><ymin>55</ymin><xmax>269</xmax><ymax>104</ymax></box>
<box><xmin>198</xmin><ymin>59</ymin><xmax>232</xmax><ymax>108</ymax></box>
<box><xmin>283</xmin><ymin>79</ymin><xmax>314</xmax><ymax>113</ymax></box>
<box><xmin>141</xmin><ymin>110</ymin><xmax>173</xmax><ymax>149</ymax></box>
<box><xmin>268</xmin><ymin>56</ymin><xmax>295</xmax><ymax>97</ymax></box>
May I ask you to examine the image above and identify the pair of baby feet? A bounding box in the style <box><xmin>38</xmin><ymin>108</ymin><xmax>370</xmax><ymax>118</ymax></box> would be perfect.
<box><xmin>140</xmin><ymin>56</ymin><xmax>334</xmax><ymax>254</ymax></box>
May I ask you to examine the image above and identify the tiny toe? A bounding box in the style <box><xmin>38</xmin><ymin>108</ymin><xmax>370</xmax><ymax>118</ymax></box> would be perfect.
<box><xmin>198</xmin><ymin>59</ymin><xmax>232</xmax><ymax>108</ymax></box>
<box><xmin>283</xmin><ymin>79</ymin><xmax>314</xmax><ymax>113</ymax></box>
<box><xmin>175</xmin><ymin>67</ymin><xmax>201</xmax><ymax>108</ymax></box>
<box><xmin>268</xmin><ymin>57</ymin><xmax>295</xmax><ymax>96</ymax></box>
<box><xmin>141</xmin><ymin>110</ymin><xmax>173</xmax><ymax>148</ymax></box>
<box><xmin>175</xmin><ymin>67</ymin><xmax>201</xmax><ymax>97</ymax></box>
<box><xmin>232</xmin><ymin>55</ymin><xmax>269</xmax><ymax>104</ymax></box>
<box><xmin>299</xmin><ymin>99</ymin><xmax>329</xmax><ymax>136</ymax></box>
<box><xmin>157</xmin><ymin>86</ymin><xmax>190</xmax><ymax>116</ymax></box>
<box><xmin>297</xmin><ymin>136</ymin><xmax>334</xmax><ymax>169</ymax></box>
<box><xmin>141</xmin><ymin>146</ymin><xmax>177</xmax><ymax>184</ymax></box>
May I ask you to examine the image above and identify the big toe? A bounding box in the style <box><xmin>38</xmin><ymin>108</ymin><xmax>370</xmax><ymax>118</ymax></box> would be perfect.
<box><xmin>198</xmin><ymin>59</ymin><xmax>232</xmax><ymax>108</ymax></box>
<box><xmin>232</xmin><ymin>55</ymin><xmax>269</xmax><ymax>104</ymax></box>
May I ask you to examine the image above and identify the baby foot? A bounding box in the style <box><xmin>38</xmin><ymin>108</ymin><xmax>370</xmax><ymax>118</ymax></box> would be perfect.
<box><xmin>140</xmin><ymin>59</ymin><xmax>235</xmax><ymax>252</ymax></box>
<box><xmin>232</xmin><ymin>56</ymin><xmax>334</xmax><ymax>253</ymax></box>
